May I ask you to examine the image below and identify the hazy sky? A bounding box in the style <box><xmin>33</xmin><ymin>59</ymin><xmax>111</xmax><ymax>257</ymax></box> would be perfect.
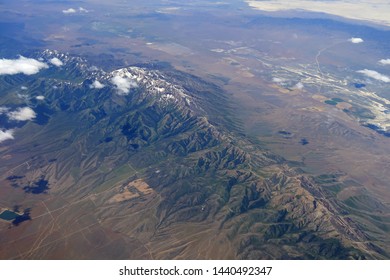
<box><xmin>245</xmin><ymin>0</ymin><xmax>390</xmax><ymax>27</ymax></box>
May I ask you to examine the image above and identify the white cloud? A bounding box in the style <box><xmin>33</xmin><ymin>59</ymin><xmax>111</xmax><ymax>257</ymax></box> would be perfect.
<box><xmin>89</xmin><ymin>66</ymin><xmax>99</xmax><ymax>71</ymax></box>
<box><xmin>294</xmin><ymin>82</ymin><xmax>304</xmax><ymax>90</ymax></box>
<box><xmin>349</xmin><ymin>37</ymin><xmax>364</xmax><ymax>44</ymax></box>
<box><xmin>90</xmin><ymin>80</ymin><xmax>105</xmax><ymax>89</ymax></box>
<box><xmin>17</xmin><ymin>93</ymin><xmax>28</xmax><ymax>100</ymax></box>
<box><xmin>0</xmin><ymin>129</ymin><xmax>14</xmax><ymax>143</ymax></box>
<box><xmin>357</xmin><ymin>69</ymin><xmax>390</xmax><ymax>83</ymax></box>
<box><xmin>0</xmin><ymin>107</ymin><xmax>9</xmax><ymax>114</ymax></box>
<box><xmin>272</xmin><ymin>77</ymin><xmax>285</xmax><ymax>83</ymax></box>
<box><xmin>63</xmin><ymin>7</ymin><xmax>88</xmax><ymax>14</ymax></box>
<box><xmin>0</xmin><ymin>56</ymin><xmax>48</xmax><ymax>75</ymax></box>
<box><xmin>7</xmin><ymin>107</ymin><xmax>36</xmax><ymax>121</ymax></box>
<box><xmin>62</xmin><ymin>8</ymin><xmax>76</xmax><ymax>14</ymax></box>
<box><xmin>50</xmin><ymin>57</ymin><xmax>63</xmax><ymax>67</ymax></box>
<box><xmin>36</xmin><ymin>96</ymin><xmax>45</xmax><ymax>100</ymax></box>
<box><xmin>21</xmin><ymin>86</ymin><xmax>28</xmax><ymax>90</ymax></box>
<box><xmin>111</xmin><ymin>76</ymin><xmax>138</xmax><ymax>95</ymax></box>
<box><xmin>379</xmin><ymin>59</ymin><xmax>390</xmax><ymax>65</ymax></box>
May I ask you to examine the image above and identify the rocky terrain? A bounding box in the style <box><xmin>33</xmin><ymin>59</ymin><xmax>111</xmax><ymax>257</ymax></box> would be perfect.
<box><xmin>0</xmin><ymin>51</ymin><xmax>389</xmax><ymax>259</ymax></box>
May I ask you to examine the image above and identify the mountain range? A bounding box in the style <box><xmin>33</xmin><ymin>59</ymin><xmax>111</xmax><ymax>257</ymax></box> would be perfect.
<box><xmin>0</xmin><ymin>50</ymin><xmax>389</xmax><ymax>259</ymax></box>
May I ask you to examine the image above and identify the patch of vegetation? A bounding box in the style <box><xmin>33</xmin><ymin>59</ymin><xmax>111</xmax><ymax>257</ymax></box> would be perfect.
<box><xmin>0</xmin><ymin>210</ymin><xmax>19</xmax><ymax>221</ymax></box>
<box><xmin>346</xmin><ymin>107</ymin><xmax>376</xmax><ymax>119</ymax></box>
<box><xmin>325</xmin><ymin>100</ymin><xmax>338</xmax><ymax>106</ymax></box>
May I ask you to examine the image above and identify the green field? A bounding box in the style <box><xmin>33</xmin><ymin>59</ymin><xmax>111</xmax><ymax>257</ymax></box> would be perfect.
<box><xmin>0</xmin><ymin>210</ymin><xmax>19</xmax><ymax>221</ymax></box>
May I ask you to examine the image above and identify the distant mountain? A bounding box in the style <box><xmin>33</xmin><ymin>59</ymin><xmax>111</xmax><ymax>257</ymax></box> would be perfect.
<box><xmin>0</xmin><ymin>51</ymin><xmax>388</xmax><ymax>259</ymax></box>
